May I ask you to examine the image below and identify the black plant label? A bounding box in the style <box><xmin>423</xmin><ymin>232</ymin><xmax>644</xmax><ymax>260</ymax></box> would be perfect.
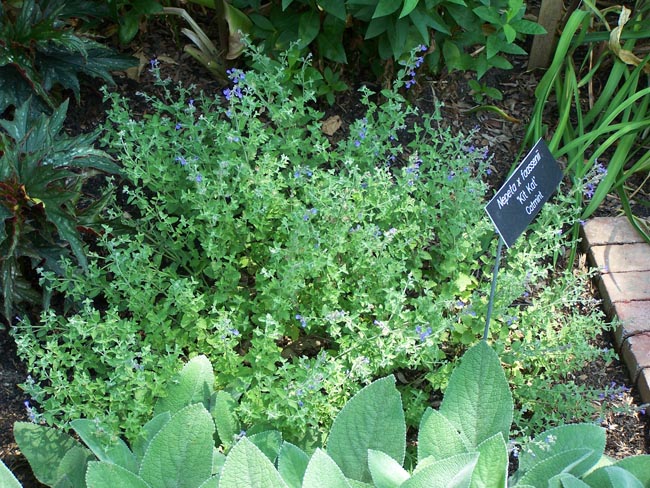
<box><xmin>485</xmin><ymin>139</ymin><xmax>563</xmax><ymax>247</ymax></box>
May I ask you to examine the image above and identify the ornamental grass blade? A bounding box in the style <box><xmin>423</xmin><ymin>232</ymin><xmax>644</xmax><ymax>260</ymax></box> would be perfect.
<box><xmin>326</xmin><ymin>376</ymin><xmax>406</xmax><ymax>483</ymax></box>
<box><xmin>439</xmin><ymin>341</ymin><xmax>513</xmax><ymax>449</ymax></box>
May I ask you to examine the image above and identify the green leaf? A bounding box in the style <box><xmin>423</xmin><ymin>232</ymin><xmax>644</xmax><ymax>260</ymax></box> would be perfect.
<box><xmin>211</xmin><ymin>390</ymin><xmax>239</xmax><ymax>449</ymax></box>
<box><xmin>368</xmin><ymin>449</ymin><xmax>410</xmax><ymax>487</ymax></box>
<box><xmin>472</xmin><ymin>6</ymin><xmax>501</xmax><ymax>24</ymax></box>
<box><xmin>439</xmin><ymin>342</ymin><xmax>513</xmax><ymax>448</ymax></box>
<box><xmin>303</xmin><ymin>448</ymin><xmax>352</xmax><ymax>488</ymax></box>
<box><xmin>317</xmin><ymin>16</ymin><xmax>347</xmax><ymax>63</ymax></box>
<box><xmin>139</xmin><ymin>404</ymin><xmax>215</xmax><ymax>488</ymax></box>
<box><xmin>155</xmin><ymin>355</ymin><xmax>215</xmax><ymax>415</ymax></box>
<box><xmin>372</xmin><ymin>0</ymin><xmax>402</xmax><ymax>18</ymax></box>
<box><xmin>549</xmin><ymin>473</ymin><xmax>591</xmax><ymax>487</ymax></box>
<box><xmin>319</xmin><ymin>0</ymin><xmax>347</xmax><ymax>21</ymax></box>
<box><xmin>400</xmin><ymin>0</ymin><xmax>419</xmax><ymax>18</ymax></box>
<box><xmin>510</xmin><ymin>19</ymin><xmax>546</xmax><ymax>35</ymax></box>
<box><xmin>198</xmin><ymin>476</ymin><xmax>219</xmax><ymax>488</ymax></box>
<box><xmin>515</xmin><ymin>449</ymin><xmax>594</xmax><ymax>486</ymax></box>
<box><xmin>518</xmin><ymin>424</ymin><xmax>606</xmax><ymax>477</ymax></box>
<box><xmin>503</xmin><ymin>24</ymin><xmax>517</xmax><ymax>43</ymax></box>
<box><xmin>70</xmin><ymin>419</ymin><xmax>138</xmax><ymax>473</ymax></box>
<box><xmin>14</xmin><ymin>422</ymin><xmax>84</xmax><ymax>486</ymax></box>
<box><xmin>86</xmin><ymin>461</ymin><xmax>153</xmax><ymax>488</ymax></box>
<box><xmin>278</xmin><ymin>442</ymin><xmax>310</xmax><ymax>488</ymax></box>
<box><xmin>0</xmin><ymin>459</ymin><xmax>22</xmax><ymax>488</ymax></box>
<box><xmin>220</xmin><ymin>437</ymin><xmax>289</xmax><ymax>488</ymax></box>
<box><xmin>327</xmin><ymin>376</ymin><xmax>406</xmax><ymax>483</ymax></box>
<box><xmin>131</xmin><ymin>412</ymin><xmax>171</xmax><ymax>461</ymax></box>
<box><xmin>43</xmin><ymin>207</ymin><xmax>88</xmax><ymax>270</ymax></box>
<box><xmin>403</xmin><ymin>452</ymin><xmax>479</xmax><ymax>487</ymax></box>
<box><xmin>582</xmin><ymin>455</ymin><xmax>650</xmax><ymax>486</ymax></box>
<box><xmin>298</xmin><ymin>10</ymin><xmax>321</xmax><ymax>49</ymax></box>
<box><xmin>417</xmin><ymin>408</ymin><xmax>467</xmax><ymax>462</ymax></box>
<box><xmin>55</xmin><ymin>446</ymin><xmax>94</xmax><ymax>487</ymax></box>
<box><xmin>604</xmin><ymin>466</ymin><xmax>644</xmax><ymax>488</ymax></box>
<box><xmin>248</xmin><ymin>430</ymin><xmax>283</xmax><ymax>463</ymax></box>
<box><xmin>471</xmin><ymin>433</ymin><xmax>507</xmax><ymax>488</ymax></box>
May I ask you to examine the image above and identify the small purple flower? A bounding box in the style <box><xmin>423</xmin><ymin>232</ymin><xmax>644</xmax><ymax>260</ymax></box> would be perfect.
<box><xmin>149</xmin><ymin>58</ymin><xmax>159</xmax><ymax>69</ymax></box>
<box><xmin>447</xmin><ymin>171</ymin><xmax>455</xmax><ymax>180</ymax></box>
<box><xmin>196</xmin><ymin>173</ymin><xmax>203</xmax><ymax>183</ymax></box>
<box><xmin>415</xmin><ymin>325</ymin><xmax>432</xmax><ymax>341</ymax></box>
<box><xmin>175</xmin><ymin>122</ymin><xmax>182</xmax><ymax>130</ymax></box>
<box><xmin>584</xmin><ymin>183</ymin><xmax>595</xmax><ymax>199</ymax></box>
<box><xmin>175</xmin><ymin>156</ymin><xmax>187</xmax><ymax>166</ymax></box>
<box><xmin>355</xmin><ymin>140</ymin><xmax>361</xmax><ymax>147</ymax></box>
<box><xmin>295</xmin><ymin>314</ymin><xmax>307</xmax><ymax>328</ymax></box>
<box><xmin>188</xmin><ymin>98</ymin><xmax>195</xmax><ymax>106</ymax></box>
<box><xmin>486</xmin><ymin>168</ymin><xmax>492</xmax><ymax>175</ymax></box>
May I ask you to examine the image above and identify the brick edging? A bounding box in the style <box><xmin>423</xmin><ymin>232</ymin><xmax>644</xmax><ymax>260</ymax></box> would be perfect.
<box><xmin>581</xmin><ymin>217</ymin><xmax>650</xmax><ymax>405</ymax></box>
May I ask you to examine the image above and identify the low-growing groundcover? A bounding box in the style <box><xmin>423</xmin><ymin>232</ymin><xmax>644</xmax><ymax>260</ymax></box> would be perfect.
<box><xmin>5</xmin><ymin>45</ymin><xmax>643</xmax><ymax>464</ymax></box>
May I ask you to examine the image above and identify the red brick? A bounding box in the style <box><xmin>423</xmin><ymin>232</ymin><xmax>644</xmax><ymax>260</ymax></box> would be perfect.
<box><xmin>588</xmin><ymin>243</ymin><xmax>650</xmax><ymax>274</ymax></box>
<box><xmin>581</xmin><ymin>217</ymin><xmax>646</xmax><ymax>246</ymax></box>
<box><xmin>621</xmin><ymin>333</ymin><xmax>650</xmax><ymax>380</ymax></box>
<box><xmin>638</xmin><ymin>368</ymin><xmax>650</xmax><ymax>405</ymax></box>
<box><xmin>598</xmin><ymin>272</ymin><xmax>650</xmax><ymax>305</ymax></box>
<box><xmin>613</xmin><ymin>301</ymin><xmax>650</xmax><ymax>348</ymax></box>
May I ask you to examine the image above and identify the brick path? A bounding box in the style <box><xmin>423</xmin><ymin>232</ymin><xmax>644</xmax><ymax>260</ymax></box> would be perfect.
<box><xmin>581</xmin><ymin>217</ymin><xmax>650</xmax><ymax>404</ymax></box>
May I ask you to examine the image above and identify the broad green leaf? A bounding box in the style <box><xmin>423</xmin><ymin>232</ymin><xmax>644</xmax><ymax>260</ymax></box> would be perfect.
<box><xmin>400</xmin><ymin>0</ymin><xmax>419</xmax><ymax>18</ymax></box>
<box><xmin>14</xmin><ymin>422</ymin><xmax>83</xmax><ymax>486</ymax></box>
<box><xmin>439</xmin><ymin>342</ymin><xmax>513</xmax><ymax>449</ymax></box>
<box><xmin>71</xmin><ymin>419</ymin><xmax>138</xmax><ymax>473</ymax></box>
<box><xmin>54</xmin><ymin>445</ymin><xmax>94</xmax><ymax>487</ymax></box>
<box><xmin>224</xmin><ymin>2</ymin><xmax>253</xmax><ymax>60</ymax></box>
<box><xmin>372</xmin><ymin>0</ymin><xmax>402</xmax><ymax>18</ymax></box>
<box><xmin>139</xmin><ymin>403</ymin><xmax>215</xmax><ymax>488</ymax></box>
<box><xmin>368</xmin><ymin>449</ymin><xmax>410</xmax><ymax>487</ymax></box>
<box><xmin>86</xmin><ymin>461</ymin><xmax>152</xmax><ymax>488</ymax></box>
<box><xmin>220</xmin><ymin>437</ymin><xmax>289</xmax><ymax>488</ymax></box>
<box><xmin>510</xmin><ymin>19</ymin><xmax>546</xmax><ymax>35</ymax></box>
<box><xmin>503</xmin><ymin>24</ymin><xmax>517</xmax><ymax>43</ymax></box>
<box><xmin>605</xmin><ymin>466</ymin><xmax>644</xmax><ymax>487</ymax></box>
<box><xmin>518</xmin><ymin>424</ymin><xmax>606</xmax><ymax>477</ymax></box>
<box><xmin>404</xmin><ymin>452</ymin><xmax>479</xmax><ymax>487</ymax></box>
<box><xmin>198</xmin><ymin>476</ymin><xmax>219</xmax><ymax>488</ymax></box>
<box><xmin>471</xmin><ymin>434</ymin><xmax>507</xmax><ymax>488</ymax></box>
<box><xmin>318</xmin><ymin>16</ymin><xmax>347</xmax><ymax>63</ymax></box>
<box><xmin>298</xmin><ymin>10</ymin><xmax>321</xmax><ymax>49</ymax></box>
<box><xmin>211</xmin><ymin>390</ymin><xmax>239</xmax><ymax>449</ymax></box>
<box><xmin>131</xmin><ymin>412</ymin><xmax>171</xmax><ymax>461</ymax></box>
<box><xmin>319</xmin><ymin>0</ymin><xmax>347</xmax><ymax>21</ymax></box>
<box><xmin>303</xmin><ymin>448</ymin><xmax>352</xmax><ymax>488</ymax></box>
<box><xmin>418</xmin><ymin>408</ymin><xmax>467</xmax><ymax>462</ymax></box>
<box><xmin>43</xmin><ymin>207</ymin><xmax>88</xmax><ymax>270</ymax></box>
<box><xmin>154</xmin><ymin>355</ymin><xmax>214</xmax><ymax>415</ymax></box>
<box><xmin>278</xmin><ymin>441</ymin><xmax>310</xmax><ymax>488</ymax></box>
<box><xmin>582</xmin><ymin>455</ymin><xmax>650</xmax><ymax>486</ymax></box>
<box><xmin>327</xmin><ymin>376</ymin><xmax>406</xmax><ymax>483</ymax></box>
<box><xmin>248</xmin><ymin>430</ymin><xmax>283</xmax><ymax>463</ymax></box>
<box><xmin>472</xmin><ymin>6</ymin><xmax>501</xmax><ymax>24</ymax></box>
<box><xmin>0</xmin><ymin>459</ymin><xmax>21</xmax><ymax>488</ymax></box>
<box><xmin>515</xmin><ymin>449</ymin><xmax>594</xmax><ymax>487</ymax></box>
<box><xmin>549</xmin><ymin>473</ymin><xmax>590</xmax><ymax>487</ymax></box>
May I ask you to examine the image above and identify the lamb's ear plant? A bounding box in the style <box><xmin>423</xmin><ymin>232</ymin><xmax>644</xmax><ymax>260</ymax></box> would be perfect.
<box><xmin>6</xmin><ymin>343</ymin><xmax>649</xmax><ymax>487</ymax></box>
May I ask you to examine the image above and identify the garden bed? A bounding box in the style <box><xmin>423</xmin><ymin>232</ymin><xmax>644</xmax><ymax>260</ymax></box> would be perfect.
<box><xmin>1</xmin><ymin>20</ymin><xmax>649</xmax><ymax>486</ymax></box>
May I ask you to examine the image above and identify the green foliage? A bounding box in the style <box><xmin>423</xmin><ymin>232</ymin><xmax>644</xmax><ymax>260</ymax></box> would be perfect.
<box><xmin>12</xmin><ymin>47</ymin><xmax>618</xmax><ymax>449</ymax></box>
<box><xmin>107</xmin><ymin>0</ymin><xmax>164</xmax><ymax>44</ymax></box>
<box><xmin>524</xmin><ymin>5</ymin><xmax>650</xmax><ymax>247</ymax></box>
<box><xmin>468</xmin><ymin>79</ymin><xmax>503</xmax><ymax>104</ymax></box>
<box><xmin>0</xmin><ymin>0</ymin><xmax>137</xmax><ymax>115</ymax></box>
<box><xmin>0</xmin><ymin>98</ymin><xmax>120</xmax><ymax>325</ymax></box>
<box><xmin>6</xmin><ymin>344</ymin><xmax>649</xmax><ymax>487</ymax></box>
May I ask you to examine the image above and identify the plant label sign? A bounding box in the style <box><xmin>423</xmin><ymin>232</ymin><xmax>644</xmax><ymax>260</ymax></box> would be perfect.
<box><xmin>485</xmin><ymin>139</ymin><xmax>563</xmax><ymax>247</ymax></box>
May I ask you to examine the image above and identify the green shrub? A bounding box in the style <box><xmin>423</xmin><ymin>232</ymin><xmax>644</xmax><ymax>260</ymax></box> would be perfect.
<box><xmin>12</xmin><ymin>46</ymin><xmax>619</xmax><ymax>446</ymax></box>
<box><xmin>0</xmin><ymin>0</ymin><xmax>137</xmax><ymax>115</ymax></box>
<box><xmin>4</xmin><ymin>343</ymin><xmax>649</xmax><ymax>487</ymax></box>
<box><xmin>0</xmin><ymin>98</ymin><xmax>120</xmax><ymax>326</ymax></box>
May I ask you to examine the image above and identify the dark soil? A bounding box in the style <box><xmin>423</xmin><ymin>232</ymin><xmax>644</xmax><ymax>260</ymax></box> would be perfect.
<box><xmin>1</xmin><ymin>16</ymin><xmax>649</xmax><ymax>487</ymax></box>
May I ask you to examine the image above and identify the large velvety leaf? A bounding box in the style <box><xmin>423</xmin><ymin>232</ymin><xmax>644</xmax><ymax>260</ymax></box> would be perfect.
<box><xmin>0</xmin><ymin>458</ymin><xmax>23</xmax><ymax>488</ymax></box>
<box><xmin>403</xmin><ymin>452</ymin><xmax>479</xmax><ymax>488</ymax></box>
<box><xmin>471</xmin><ymin>433</ymin><xmax>507</xmax><ymax>488</ymax></box>
<box><xmin>220</xmin><ymin>437</ymin><xmax>289</xmax><ymax>488</ymax></box>
<box><xmin>211</xmin><ymin>390</ymin><xmax>239</xmax><ymax>449</ymax></box>
<box><xmin>139</xmin><ymin>403</ymin><xmax>215</xmax><ymax>488</ymax></box>
<box><xmin>86</xmin><ymin>461</ymin><xmax>152</xmax><ymax>488</ymax></box>
<box><xmin>418</xmin><ymin>408</ymin><xmax>467</xmax><ymax>462</ymax></box>
<box><xmin>439</xmin><ymin>341</ymin><xmax>513</xmax><ymax>448</ymax></box>
<box><xmin>515</xmin><ymin>449</ymin><xmax>594</xmax><ymax>486</ymax></box>
<box><xmin>517</xmin><ymin>424</ymin><xmax>606</xmax><ymax>478</ymax></box>
<box><xmin>368</xmin><ymin>449</ymin><xmax>410</xmax><ymax>487</ymax></box>
<box><xmin>71</xmin><ymin>419</ymin><xmax>138</xmax><ymax>473</ymax></box>
<box><xmin>327</xmin><ymin>376</ymin><xmax>405</xmax><ymax>483</ymax></box>
<box><xmin>14</xmin><ymin>422</ymin><xmax>84</xmax><ymax>486</ymax></box>
<box><xmin>131</xmin><ymin>412</ymin><xmax>171</xmax><ymax>461</ymax></box>
<box><xmin>303</xmin><ymin>448</ymin><xmax>352</xmax><ymax>488</ymax></box>
<box><xmin>155</xmin><ymin>355</ymin><xmax>214</xmax><ymax>415</ymax></box>
<box><xmin>582</xmin><ymin>455</ymin><xmax>650</xmax><ymax>486</ymax></box>
<box><xmin>278</xmin><ymin>442</ymin><xmax>310</xmax><ymax>488</ymax></box>
<box><xmin>54</xmin><ymin>445</ymin><xmax>95</xmax><ymax>487</ymax></box>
